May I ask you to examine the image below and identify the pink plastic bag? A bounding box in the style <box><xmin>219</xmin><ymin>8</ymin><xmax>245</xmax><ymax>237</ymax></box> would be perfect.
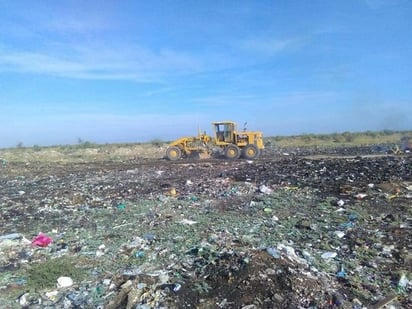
<box><xmin>31</xmin><ymin>232</ymin><xmax>53</xmax><ymax>247</ymax></box>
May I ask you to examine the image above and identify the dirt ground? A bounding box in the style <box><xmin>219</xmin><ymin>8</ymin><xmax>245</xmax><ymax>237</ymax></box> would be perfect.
<box><xmin>0</xmin><ymin>146</ymin><xmax>411</xmax><ymax>308</ymax></box>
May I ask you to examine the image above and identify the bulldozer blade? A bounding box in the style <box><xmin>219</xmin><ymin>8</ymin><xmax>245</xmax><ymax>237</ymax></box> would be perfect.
<box><xmin>198</xmin><ymin>152</ymin><xmax>211</xmax><ymax>159</ymax></box>
<box><xmin>188</xmin><ymin>151</ymin><xmax>211</xmax><ymax>160</ymax></box>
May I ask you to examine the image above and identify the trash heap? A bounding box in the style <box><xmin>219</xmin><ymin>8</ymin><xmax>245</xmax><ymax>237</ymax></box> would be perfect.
<box><xmin>0</xmin><ymin>146</ymin><xmax>411</xmax><ymax>308</ymax></box>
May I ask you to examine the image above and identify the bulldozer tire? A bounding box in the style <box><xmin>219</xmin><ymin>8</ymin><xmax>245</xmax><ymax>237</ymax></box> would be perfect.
<box><xmin>166</xmin><ymin>147</ymin><xmax>182</xmax><ymax>161</ymax></box>
<box><xmin>224</xmin><ymin>144</ymin><xmax>241</xmax><ymax>160</ymax></box>
<box><xmin>242</xmin><ymin>144</ymin><xmax>259</xmax><ymax>159</ymax></box>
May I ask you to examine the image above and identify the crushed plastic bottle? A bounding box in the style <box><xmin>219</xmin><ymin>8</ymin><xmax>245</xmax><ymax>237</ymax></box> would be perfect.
<box><xmin>397</xmin><ymin>273</ymin><xmax>409</xmax><ymax>294</ymax></box>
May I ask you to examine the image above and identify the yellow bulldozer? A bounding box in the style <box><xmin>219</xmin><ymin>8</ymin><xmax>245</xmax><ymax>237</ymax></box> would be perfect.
<box><xmin>165</xmin><ymin>121</ymin><xmax>264</xmax><ymax>160</ymax></box>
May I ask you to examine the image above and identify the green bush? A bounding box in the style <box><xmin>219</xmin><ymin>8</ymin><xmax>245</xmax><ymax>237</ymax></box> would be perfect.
<box><xmin>150</xmin><ymin>138</ymin><xmax>164</xmax><ymax>147</ymax></box>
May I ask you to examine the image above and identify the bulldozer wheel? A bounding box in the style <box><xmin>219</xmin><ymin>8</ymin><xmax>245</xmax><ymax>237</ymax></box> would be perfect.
<box><xmin>242</xmin><ymin>144</ymin><xmax>260</xmax><ymax>159</ymax></box>
<box><xmin>166</xmin><ymin>146</ymin><xmax>182</xmax><ymax>161</ymax></box>
<box><xmin>224</xmin><ymin>144</ymin><xmax>241</xmax><ymax>160</ymax></box>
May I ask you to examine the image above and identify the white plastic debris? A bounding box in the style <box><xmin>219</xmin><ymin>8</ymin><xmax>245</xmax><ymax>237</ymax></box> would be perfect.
<box><xmin>19</xmin><ymin>293</ymin><xmax>30</xmax><ymax>306</ymax></box>
<box><xmin>259</xmin><ymin>185</ymin><xmax>273</xmax><ymax>195</ymax></box>
<box><xmin>382</xmin><ymin>245</ymin><xmax>395</xmax><ymax>253</ymax></box>
<box><xmin>334</xmin><ymin>231</ymin><xmax>345</xmax><ymax>238</ymax></box>
<box><xmin>180</xmin><ymin>219</ymin><xmax>197</xmax><ymax>225</ymax></box>
<box><xmin>57</xmin><ymin>276</ymin><xmax>73</xmax><ymax>288</ymax></box>
<box><xmin>398</xmin><ymin>273</ymin><xmax>409</xmax><ymax>288</ymax></box>
<box><xmin>337</xmin><ymin>199</ymin><xmax>345</xmax><ymax>207</ymax></box>
<box><xmin>96</xmin><ymin>244</ymin><xmax>106</xmax><ymax>257</ymax></box>
<box><xmin>173</xmin><ymin>283</ymin><xmax>182</xmax><ymax>292</ymax></box>
<box><xmin>266</xmin><ymin>247</ymin><xmax>280</xmax><ymax>258</ymax></box>
<box><xmin>277</xmin><ymin>244</ymin><xmax>307</xmax><ymax>265</ymax></box>
<box><xmin>45</xmin><ymin>290</ymin><xmax>59</xmax><ymax>300</ymax></box>
<box><xmin>102</xmin><ymin>279</ymin><xmax>111</xmax><ymax>286</ymax></box>
<box><xmin>321</xmin><ymin>252</ymin><xmax>337</xmax><ymax>260</ymax></box>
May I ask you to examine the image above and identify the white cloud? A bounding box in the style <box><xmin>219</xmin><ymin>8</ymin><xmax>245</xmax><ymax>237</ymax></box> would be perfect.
<box><xmin>0</xmin><ymin>44</ymin><xmax>203</xmax><ymax>82</ymax></box>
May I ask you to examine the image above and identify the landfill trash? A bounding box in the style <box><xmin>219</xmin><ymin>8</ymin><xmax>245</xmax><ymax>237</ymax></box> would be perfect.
<box><xmin>45</xmin><ymin>290</ymin><xmax>59</xmax><ymax>301</ymax></box>
<box><xmin>372</xmin><ymin>294</ymin><xmax>399</xmax><ymax>309</ymax></box>
<box><xmin>19</xmin><ymin>292</ymin><xmax>39</xmax><ymax>306</ymax></box>
<box><xmin>271</xmin><ymin>215</ymin><xmax>279</xmax><ymax>221</ymax></box>
<box><xmin>116</xmin><ymin>203</ymin><xmax>126</xmax><ymax>210</ymax></box>
<box><xmin>332</xmin><ymin>293</ymin><xmax>344</xmax><ymax>306</ymax></box>
<box><xmin>259</xmin><ymin>185</ymin><xmax>273</xmax><ymax>194</ymax></box>
<box><xmin>334</xmin><ymin>231</ymin><xmax>345</xmax><ymax>238</ymax></box>
<box><xmin>173</xmin><ymin>283</ymin><xmax>181</xmax><ymax>292</ymax></box>
<box><xmin>1</xmin><ymin>144</ymin><xmax>411</xmax><ymax>308</ymax></box>
<box><xmin>277</xmin><ymin>244</ymin><xmax>307</xmax><ymax>265</ymax></box>
<box><xmin>57</xmin><ymin>276</ymin><xmax>74</xmax><ymax>288</ymax></box>
<box><xmin>135</xmin><ymin>251</ymin><xmax>145</xmax><ymax>258</ymax></box>
<box><xmin>0</xmin><ymin>233</ymin><xmax>31</xmax><ymax>249</ymax></box>
<box><xmin>169</xmin><ymin>187</ymin><xmax>177</xmax><ymax>196</ymax></box>
<box><xmin>180</xmin><ymin>219</ymin><xmax>197</xmax><ymax>225</ymax></box>
<box><xmin>31</xmin><ymin>232</ymin><xmax>53</xmax><ymax>247</ymax></box>
<box><xmin>266</xmin><ymin>247</ymin><xmax>280</xmax><ymax>258</ymax></box>
<box><xmin>397</xmin><ymin>273</ymin><xmax>409</xmax><ymax>294</ymax></box>
<box><xmin>159</xmin><ymin>282</ymin><xmax>182</xmax><ymax>292</ymax></box>
<box><xmin>321</xmin><ymin>252</ymin><xmax>337</xmax><ymax>260</ymax></box>
<box><xmin>143</xmin><ymin>233</ymin><xmax>155</xmax><ymax>242</ymax></box>
<box><xmin>336</xmin><ymin>264</ymin><xmax>346</xmax><ymax>278</ymax></box>
<box><xmin>96</xmin><ymin>244</ymin><xmax>106</xmax><ymax>257</ymax></box>
<box><xmin>0</xmin><ymin>233</ymin><xmax>22</xmax><ymax>241</ymax></box>
<box><xmin>355</xmin><ymin>193</ymin><xmax>368</xmax><ymax>199</ymax></box>
<box><xmin>337</xmin><ymin>199</ymin><xmax>345</xmax><ymax>207</ymax></box>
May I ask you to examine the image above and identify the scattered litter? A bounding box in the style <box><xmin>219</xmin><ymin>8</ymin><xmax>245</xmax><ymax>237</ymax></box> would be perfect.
<box><xmin>321</xmin><ymin>252</ymin><xmax>337</xmax><ymax>260</ymax></box>
<box><xmin>334</xmin><ymin>231</ymin><xmax>345</xmax><ymax>238</ymax></box>
<box><xmin>266</xmin><ymin>247</ymin><xmax>280</xmax><ymax>259</ymax></box>
<box><xmin>0</xmin><ymin>145</ymin><xmax>411</xmax><ymax>308</ymax></box>
<box><xmin>31</xmin><ymin>233</ymin><xmax>53</xmax><ymax>247</ymax></box>
<box><xmin>259</xmin><ymin>185</ymin><xmax>273</xmax><ymax>194</ymax></box>
<box><xmin>57</xmin><ymin>276</ymin><xmax>74</xmax><ymax>288</ymax></box>
<box><xmin>180</xmin><ymin>219</ymin><xmax>197</xmax><ymax>225</ymax></box>
<box><xmin>355</xmin><ymin>193</ymin><xmax>368</xmax><ymax>199</ymax></box>
<box><xmin>337</xmin><ymin>199</ymin><xmax>345</xmax><ymax>207</ymax></box>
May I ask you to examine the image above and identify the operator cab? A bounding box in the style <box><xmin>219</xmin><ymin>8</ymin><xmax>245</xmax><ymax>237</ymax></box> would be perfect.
<box><xmin>213</xmin><ymin>122</ymin><xmax>236</xmax><ymax>143</ymax></box>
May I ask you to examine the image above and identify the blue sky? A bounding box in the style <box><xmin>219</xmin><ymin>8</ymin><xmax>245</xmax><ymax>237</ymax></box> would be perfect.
<box><xmin>0</xmin><ymin>0</ymin><xmax>411</xmax><ymax>147</ymax></box>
